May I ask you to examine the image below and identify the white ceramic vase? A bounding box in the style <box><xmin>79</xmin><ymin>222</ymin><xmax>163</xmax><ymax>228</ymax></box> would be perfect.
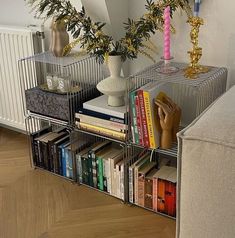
<box><xmin>97</xmin><ymin>55</ymin><xmax>129</xmax><ymax>107</ymax></box>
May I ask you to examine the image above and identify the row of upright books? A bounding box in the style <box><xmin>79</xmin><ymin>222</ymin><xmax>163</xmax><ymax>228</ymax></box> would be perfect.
<box><xmin>31</xmin><ymin>126</ymin><xmax>90</xmax><ymax>179</ymax></box>
<box><xmin>130</xmin><ymin>82</ymin><xmax>172</xmax><ymax>149</ymax></box>
<box><xmin>76</xmin><ymin>140</ymin><xmax>126</xmax><ymax>200</ymax></box>
<box><xmin>31</xmin><ymin>126</ymin><xmax>72</xmax><ymax>177</ymax></box>
<box><xmin>75</xmin><ymin>95</ymin><xmax>128</xmax><ymax>141</ymax></box>
<box><xmin>128</xmin><ymin>152</ymin><xmax>177</xmax><ymax>217</ymax></box>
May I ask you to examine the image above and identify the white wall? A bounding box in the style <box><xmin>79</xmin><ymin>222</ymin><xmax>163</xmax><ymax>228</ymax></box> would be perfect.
<box><xmin>129</xmin><ymin>0</ymin><xmax>235</xmax><ymax>87</ymax></box>
<box><xmin>1</xmin><ymin>0</ymin><xmax>235</xmax><ymax>86</ymax></box>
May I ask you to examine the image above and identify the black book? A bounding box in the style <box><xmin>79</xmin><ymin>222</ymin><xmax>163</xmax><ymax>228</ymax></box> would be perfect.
<box><xmin>30</xmin><ymin>126</ymin><xmax>52</xmax><ymax>166</ymax></box>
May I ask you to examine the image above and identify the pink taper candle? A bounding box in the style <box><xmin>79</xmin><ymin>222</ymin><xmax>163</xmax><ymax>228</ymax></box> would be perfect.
<box><xmin>164</xmin><ymin>6</ymin><xmax>171</xmax><ymax>60</ymax></box>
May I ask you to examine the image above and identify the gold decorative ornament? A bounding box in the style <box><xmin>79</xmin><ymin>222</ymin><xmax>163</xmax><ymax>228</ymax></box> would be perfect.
<box><xmin>184</xmin><ymin>16</ymin><xmax>209</xmax><ymax>79</ymax></box>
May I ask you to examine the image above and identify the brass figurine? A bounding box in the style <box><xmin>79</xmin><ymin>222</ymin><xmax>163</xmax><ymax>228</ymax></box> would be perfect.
<box><xmin>184</xmin><ymin>16</ymin><xmax>209</xmax><ymax>79</ymax></box>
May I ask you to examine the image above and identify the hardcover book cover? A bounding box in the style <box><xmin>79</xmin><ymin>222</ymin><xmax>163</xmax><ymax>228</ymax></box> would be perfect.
<box><xmin>144</xmin><ymin>169</ymin><xmax>158</xmax><ymax>209</ymax></box>
<box><xmin>88</xmin><ymin>141</ymin><xmax>112</xmax><ymax>188</ymax></box>
<box><xmin>31</xmin><ymin>126</ymin><xmax>52</xmax><ymax>166</ymax></box>
<box><xmin>137</xmin><ymin>162</ymin><xmax>157</xmax><ymax>207</ymax></box>
<box><xmin>53</xmin><ymin>135</ymin><xmax>70</xmax><ymax>174</ymax></box>
<box><xmin>83</xmin><ymin>95</ymin><xmax>127</xmax><ymax>119</ymax></box>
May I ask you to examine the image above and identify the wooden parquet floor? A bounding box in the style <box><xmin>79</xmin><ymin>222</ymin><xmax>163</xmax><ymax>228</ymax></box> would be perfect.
<box><xmin>0</xmin><ymin>127</ymin><xmax>176</xmax><ymax>238</ymax></box>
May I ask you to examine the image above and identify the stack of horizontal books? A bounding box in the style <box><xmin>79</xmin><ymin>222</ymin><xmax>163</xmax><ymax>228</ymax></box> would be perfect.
<box><xmin>76</xmin><ymin>140</ymin><xmax>126</xmax><ymax>200</ymax></box>
<box><xmin>128</xmin><ymin>152</ymin><xmax>177</xmax><ymax>217</ymax></box>
<box><xmin>75</xmin><ymin>95</ymin><xmax>128</xmax><ymax>141</ymax></box>
<box><xmin>130</xmin><ymin>82</ymin><xmax>172</xmax><ymax>149</ymax></box>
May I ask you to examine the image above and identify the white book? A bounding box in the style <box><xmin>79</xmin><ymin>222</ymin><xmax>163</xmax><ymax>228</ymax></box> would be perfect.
<box><xmin>115</xmin><ymin>160</ymin><xmax>123</xmax><ymax>199</ymax></box>
<box><xmin>83</xmin><ymin>95</ymin><xmax>127</xmax><ymax>119</ymax></box>
<box><xmin>109</xmin><ymin>153</ymin><xmax>123</xmax><ymax>196</ymax></box>
<box><xmin>128</xmin><ymin>153</ymin><xmax>149</xmax><ymax>203</ymax></box>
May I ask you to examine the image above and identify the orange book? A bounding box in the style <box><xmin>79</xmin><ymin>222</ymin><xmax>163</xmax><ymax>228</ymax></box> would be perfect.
<box><xmin>157</xmin><ymin>179</ymin><xmax>166</xmax><ymax>213</ymax></box>
<box><xmin>152</xmin><ymin>166</ymin><xmax>175</xmax><ymax>213</ymax></box>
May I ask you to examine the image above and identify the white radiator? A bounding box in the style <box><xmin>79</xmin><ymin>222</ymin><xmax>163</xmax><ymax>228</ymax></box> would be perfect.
<box><xmin>0</xmin><ymin>25</ymin><xmax>43</xmax><ymax>131</ymax></box>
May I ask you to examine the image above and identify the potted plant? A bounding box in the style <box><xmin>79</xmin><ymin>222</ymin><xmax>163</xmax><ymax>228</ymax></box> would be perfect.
<box><xmin>26</xmin><ymin>0</ymin><xmax>192</xmax><ymax>106</ymax></box>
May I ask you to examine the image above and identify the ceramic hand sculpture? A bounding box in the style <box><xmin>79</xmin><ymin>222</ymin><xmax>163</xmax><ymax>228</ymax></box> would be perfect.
<box><xmin>155</xmin><ymin>96</ymin><xmax>181</xmax><ymax>149</ymax></box>
<box><xmin>164</xmin><ymin>96</ymin><xmax>182</xmax><ymax>142</ymax></box>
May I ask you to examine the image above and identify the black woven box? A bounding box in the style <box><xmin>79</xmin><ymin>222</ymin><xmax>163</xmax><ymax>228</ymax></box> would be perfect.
<box><xmin>25</xmin><ymin>86</ymin><xmax>99</xmax><ymax>121</ymax></box>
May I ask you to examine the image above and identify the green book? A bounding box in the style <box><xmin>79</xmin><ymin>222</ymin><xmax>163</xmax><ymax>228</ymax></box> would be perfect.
<box><xmin>98</xmin><ymin>157</ymin><xmax>104</xmax><ymax>191</ymax></box>
<box><xmin>130</xmin><ymin>90</ymin><xmax>139</xmax><ymax>144</ymax></box>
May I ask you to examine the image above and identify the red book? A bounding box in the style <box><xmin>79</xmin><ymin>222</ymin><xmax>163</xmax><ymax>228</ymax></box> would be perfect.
<box><xmin>135</xmin><ymin>95</ymin><xmax>144</xmax><ymax>146</ymax></box>
<box><xmin>137</xmin><ymin>90</ymin><xmax>150</xmax><ymax>148</ymax></box>
<box><xmin>165</xmin><ymin>181</ymin><xmax>176</xmax><ymax>217</ymax></box>
<box><xmin>157</xmin><ymin>179</ymin><xmax>166</xmax><ymax>213</ymax></box>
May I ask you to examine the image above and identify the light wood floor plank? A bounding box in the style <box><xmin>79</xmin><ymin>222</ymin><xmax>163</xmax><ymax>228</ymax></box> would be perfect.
<box><xmin>0</xmin><ymin>127</ymin><xmax>176</xmax><ymax>238</ymax></box>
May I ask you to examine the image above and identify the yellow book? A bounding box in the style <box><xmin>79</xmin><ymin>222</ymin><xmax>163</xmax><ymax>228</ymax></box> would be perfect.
<box><xmin>143</xmin><ymin>82</ymin><xmax>172</xmax><ymax>149</ymax></box>
<box><xmin>78</xmin><ymin>121</ymin><xmax>126</xmax><ymax>141</ymax></box>
<box><xmin>143</xmin><ymin>91</ymin><xmax>156</xmax><ymax>148</ymax></box>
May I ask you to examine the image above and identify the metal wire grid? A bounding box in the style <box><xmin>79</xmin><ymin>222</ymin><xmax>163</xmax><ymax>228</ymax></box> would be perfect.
<box><xmin>18</xmin><ymin>51</ymin><xmax>105</xmax><ymax>125</ymax></box>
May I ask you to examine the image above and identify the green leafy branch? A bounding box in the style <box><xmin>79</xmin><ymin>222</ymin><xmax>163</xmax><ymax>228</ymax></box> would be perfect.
<box><xmin>26</xmin><ymin>0</ymin><xmax>192</xmax><ymax>63</ymax></box>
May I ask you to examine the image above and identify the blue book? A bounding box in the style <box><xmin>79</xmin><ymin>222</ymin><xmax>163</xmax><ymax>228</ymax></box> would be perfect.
<box><xmin>66</xmin><ymin>149</ymin><xmax>73</xmax><ymax>179</ymax></box>
<box><xmin>76</xmin><ymin>108</ymin><xmax>126</xmax><ymax>124</ymax></box>
<box><xmin>59</xmin><ymin>141</ymin><xmax>70</xmax><ymax>177</ymax></box>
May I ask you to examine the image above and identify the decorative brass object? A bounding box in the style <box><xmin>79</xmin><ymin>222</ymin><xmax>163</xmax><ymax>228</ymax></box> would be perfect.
<box><xmin>184</xmin><ymin>16</ymin><xmax>209</xmax><ymax>79</ymax></box>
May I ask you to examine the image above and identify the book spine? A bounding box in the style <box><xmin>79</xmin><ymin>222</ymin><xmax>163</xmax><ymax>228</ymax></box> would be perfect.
<box><xmin>138</xmin><ymin>90</ymin><xmax>150</xmax><ymax>148</ymax></box>
<box><xmin>77</xmin><ymin>108</ymin><xmax>125</xmax><ymax>124</ymax></box>
<box><xmin>76</xmin><ymin>114</ymin><xmax>127</xmax><ymax>132</ymax></box>
<box><xmin>135</xmin><ymin>95</ymin><xmax>144</xmax><ymax>146</ymax></box>
<box><xmin>144</xmin><ymin>178</ymin><xmax>153</xmax><ymax>209</ymax></box>
<box><xmin>157</xmin><ymin>179</ymin><xmax>166</xmax><ymax>213</ymax></box>
<box><xmin>81</xmin><ymin>157</ymin><xmax>89</xmax><ymax>185</ymax></box>
<box><xmin>112</xmin><ymin>164</ymin><xmax>117</xmax><ymax>197</ymax></box>
<box><xmin>129</xmin><ymin>167</ymin><xmax>134</xmax><ymax>203</ymax></box>
<box><xmin>130</xmin><ymin>91</ymin><xmax>139</xmax><ymax>144</ymax></box>
<box><xmin>103</xmin><ymin>160</ymin><xmax>107</xmax><ymax>192</ymax></box>
<box><xmin>165</xmin><ymin>182</ymin><xmax>176</xmax><ymax>217</ymax></box>
<box><xmin>116</xmin><ymin>164</ymin><xmax>121</xmax><ymax>199</ymax></box>
<box><xmin>153</xmin><ymin>178</ymin><xmax>158</xmax><ymax>212</ymax></box>
<box><xmin>79</xmin><ymin>122</ymin><xmax>126</xmax><ymax>141</ymax></box>
<box><xmin>53</xmin><ymin>144</ymin><xmax>59</xmax><ymax>174</ymax></box>
<box><xmin>106</xmin><ymin>159</ymin><xmax>111</xmax><ymax>194</ymax></box>
<box><xmin>138</xmin><ymin>175</ymin><xmax>145</xmax><ymax>207</ymax></box>
<box><xmin>87</xmin><ymin>153</ymin><xmax>94</xmax><ymax>187</ymax></box>
<box><xmin>33</xmin><ymin>140</ymin><xmax>39</xmax><ymax>166</ymax></box>
<box><xmin>58</xmin><ymin>147</ymin><xmax>63</xmax><ymax>175</ymax></box>
<box><xmin>120</xmin><ymin>163</ymin><xmax>124</xmax><ymax>200</ymax></box>
<box><xmin>61</xmin><ymin>148</ymin><xmax>67</xmax><ymax>177</ymax></box>
<box><xmin>91</xmin><ymin>152</ymin><xmax>98</xmax><ymax>188</ymax></box>
<box><xmin>98</xmin><ymin>157</ymin><xmax>104</xmax><ymax>191</ymax></box>
<box><xmin>42</xmin><ymin>143</ymin><xmax>49</xmax><ymax>170</ymax></box>
<box><xmin>37</xmin><ymin>140</ymin><xmax>43</xmax><ymax>167</ymax></box>
<box><xmin>109</xmin><ymin>158</ymin><xmax>114</xmax><ymax>195</ymax></box>
<box><xmin>143</xmin><ymin>91</ymin><xmax>156</xmax><ymax>148</ymax></box>
<box><xmin>66</xmin><ymin>150</ymin><xmax>73</xmax><ymax>179</ymax></box>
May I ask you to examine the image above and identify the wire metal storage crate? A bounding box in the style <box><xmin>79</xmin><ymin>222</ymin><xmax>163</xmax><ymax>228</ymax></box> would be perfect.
<box><xmin>129</xmin><ymin>61</ymin><xmax>227</xmax><ymax>127</ymax></box>
<box><xmin>18</xmin><ymin>51</ymin><xmax>105</xmax><ymax>125</ymax></box>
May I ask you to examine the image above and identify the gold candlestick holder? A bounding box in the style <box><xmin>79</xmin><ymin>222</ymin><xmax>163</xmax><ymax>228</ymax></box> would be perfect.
<box><xmin>184</xmin><ymin>16</ymin><xmax>209</xmax><ymax>79</ymax></box>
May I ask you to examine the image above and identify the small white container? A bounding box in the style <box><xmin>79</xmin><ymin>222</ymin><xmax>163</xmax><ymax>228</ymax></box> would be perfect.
<box><xmin>47</xmin><ymin>74</ymin><xmax>58</xmax><ymax>90</ymax></box>
<box><xmin>57</xmin><ymin>76</ymin><xmax>70</xmax><ymax>93</ymax></box>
